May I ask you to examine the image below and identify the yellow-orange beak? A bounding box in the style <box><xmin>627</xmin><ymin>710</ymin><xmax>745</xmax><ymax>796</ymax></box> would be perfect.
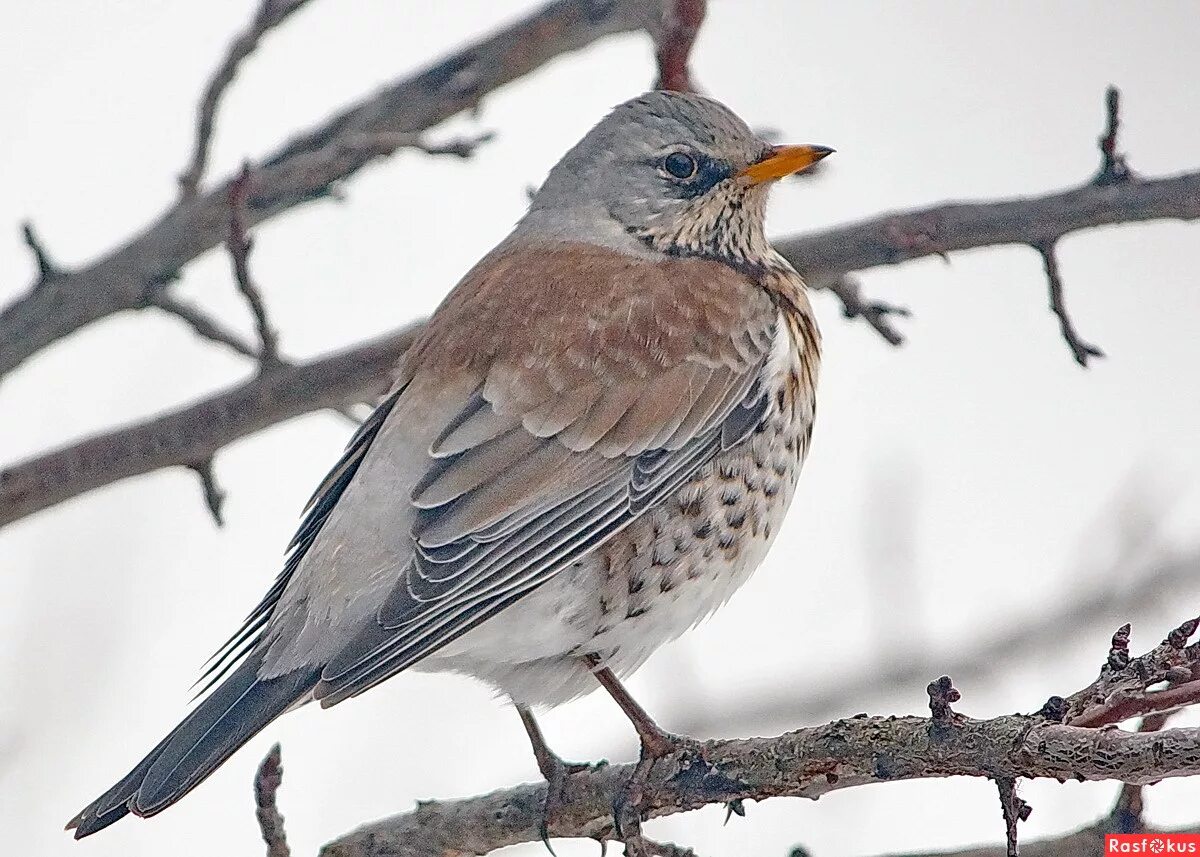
<box><xmin>739</xmin><ymin>144</ymin><xmax>834</xmax><ymax>185</ymax></box>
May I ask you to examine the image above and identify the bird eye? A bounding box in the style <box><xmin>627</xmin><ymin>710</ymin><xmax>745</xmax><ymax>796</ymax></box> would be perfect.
<box><xmin>662</xmin><ymin>151</ymin><xmax>698</xmax><ymax>180</ymax></box>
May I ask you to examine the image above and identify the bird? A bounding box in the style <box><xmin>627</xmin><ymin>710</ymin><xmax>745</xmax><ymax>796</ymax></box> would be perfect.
<box><xmin>67</xmin><ymin>90</ymin><xmax>830</xmax><ymax>841</ymax></box>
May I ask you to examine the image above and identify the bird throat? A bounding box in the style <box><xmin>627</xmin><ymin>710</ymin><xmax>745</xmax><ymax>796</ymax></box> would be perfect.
<box><xmin>623</xmin><ymin>183</ymin><xmax>780</xmax><ymax>278</ymax></box>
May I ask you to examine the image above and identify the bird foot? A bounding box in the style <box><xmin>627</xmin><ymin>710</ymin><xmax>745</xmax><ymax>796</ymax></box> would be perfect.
<box><xmin>613</xmin><ymin>729</ymin><xmax>699</xmax><ymax>852</ymax></box>
<box><xmin>537</xmin><ymin>752</ymin><xmax>608</xmax><ymax>855</ymax></box>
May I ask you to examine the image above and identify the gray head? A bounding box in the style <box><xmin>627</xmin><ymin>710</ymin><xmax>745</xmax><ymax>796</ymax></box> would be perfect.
<box><xmin>524</xmin><ymin>91</ymin><xmax>831</xmax><ymax>266</ymax></box>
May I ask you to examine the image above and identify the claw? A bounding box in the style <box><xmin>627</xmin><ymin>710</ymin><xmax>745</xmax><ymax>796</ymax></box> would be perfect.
<box><xmin>612</xmin><ymin>729</ymin><xmax>691</xmax><ymax>849</ymax></box>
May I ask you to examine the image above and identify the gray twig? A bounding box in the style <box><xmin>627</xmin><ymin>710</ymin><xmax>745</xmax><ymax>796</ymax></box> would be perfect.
<box><xmin>1034</xmin><ymin>241</ymin><xmax>1104</xmax><ymax>367</ymax></box>
<box><xmin>146</xmin><ymin>292</ymin><xmax>260</xmax><ymax>359</ymax></box>
<box><xmin>21</xmin><ymin>221</ymin><xmax>63</xmax><ymax>283</ymax></box>
<box><xmin>228</xmin><ymin>162</ymin><xmax>282</xmax><ymax>370</ymax></box>
<box><xmin>186</xmin><ymin>457</ymin><xmax>226</xmax><ymax>527</ymax></box>
<box><xmin>179</xmin><ymin>0</ymin><xmax>315</xmax><ymax>198</ymax></box>
<box><xmin>994</xmin><ymin>777</ymin><xmax>1032</xmax><ymax>857</ymax></box>
<box><xmin>1094</xmin><ymin>85</ymin><xmax>1134</xmax><ymax>186</ymax></box>
<box><xmin>340</xmin><ymin>131</ymin><xmax>495</xmax><ymax>161</ymax></box>
<box><xmin>254</xmin><ymin>743</ymin><xmax>291</xmax><ymax>857</ymax></box>
<box><xmin>819</xmin><ymin>275</ymin><xmax>911</xmax><ymax>345</ymax></box>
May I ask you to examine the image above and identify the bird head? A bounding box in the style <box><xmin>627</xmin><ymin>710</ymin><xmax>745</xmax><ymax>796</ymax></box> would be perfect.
<box><xmin>526</xmin><ymin>90</ymin><xmax>832</xmax><ymax>268</ymax></box>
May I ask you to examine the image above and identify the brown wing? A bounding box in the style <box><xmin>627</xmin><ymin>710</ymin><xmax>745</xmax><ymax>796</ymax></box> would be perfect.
<box><xmin>314</xmin><ymin>241</ymin><xmax>782</xmax><ymax>704</ymax></box>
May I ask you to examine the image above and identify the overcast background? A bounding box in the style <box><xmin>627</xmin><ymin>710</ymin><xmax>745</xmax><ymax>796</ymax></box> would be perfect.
<box><xmin>3</xmin><ymin>2</ymin><xmax>1199</xmax><ymax>856</ymax></box>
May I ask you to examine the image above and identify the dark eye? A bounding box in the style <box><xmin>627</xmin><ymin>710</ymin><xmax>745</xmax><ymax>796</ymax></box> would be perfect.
<box><xmin>663</xmin><ymin>151</ymin><xmax>698</xmax><ymax>179</ymax></box>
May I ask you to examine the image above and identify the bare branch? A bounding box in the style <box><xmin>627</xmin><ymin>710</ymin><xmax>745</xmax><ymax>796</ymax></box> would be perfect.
<box><xmin>5</xmin><ymin>171</ymin><xmax>1200</xmax><ymax>530</ymax></box>
<box><xmin>319</xmin><ymin>685</ymin><xmax>1200</xmax><ymax>856</ymax></box>
<box><xmin>1110</xmin><ymin>710</ymin><xmax>1176</xmax><ymax>834</ymax></box>
<box><xmin>1095</xmin><ymin>85</ymin><xmax>1134</xmax><ymax>187</ymax></box>
<box><xmin>145</xmin><ymin>292</ymin><xmax>260</xmax><ymax>359</ymax></box>
<box><xmin>253</xmin><ymin>743</ymin><xmax>290</xmax><ymax>857</ymax></box>
<box><xmin>314</xmin><ymin>622</ymin><xmax>1200</xmax><ymax>856</ymax></box>
<box><xmin>228</xmin><ymin>163</ymin><xmax>282</xmax><ymax>369</ymax></box>
<box><xmin>1035</xmin><ymin>240</ymin><xmax>1105</xmax><ymax>367</ymax></box>
<box><xmin>0</xmin><ymin>0</ymin><xmax>662</xmax><ymax>382</ymax></box>
<box><xmin>994</xmin><ymin>777</ymin><xmax>1031</xmax><ymax>857</ymax></box>
<box><xmin>1061</xmin><ymin>616</ymin><xmax>1200</xmax><ymax>727</ymax></box>
<box><xmin>775</xmin><ymin>172</ymin><xmax>1200</xmax><ymax>280</ymax></box>
<box><xmin>654</xmin><ymin>0</ymin><xmax>707</xmax><ymax>92</ymax></box>
<box><xmin>816</xmin><ymin>274</ymin><xmax>911</xmax><ymax>345</ymax></box>
<box><xmin>340</xmin><ymin>130</ymin><xmax>496</xmax><ymax>161</ymax></box>
<box><xmin>186</xmin><ymin>457</ymin><xmax>226</xmax><ymax>527</ymax></box>
<box><xmin>0</xmin><ymin>324</ymin><xmax>420</xmax><ymax>528</ymax></box>
<box><xmin>178</xmin><ymin>0</ymin><xmax>316</xmax><ymax>198</ymax></box>
<box><xmin>20</xmin><ymin>221</ymin><xmax>63</xmax><ymax>283</ymax></box>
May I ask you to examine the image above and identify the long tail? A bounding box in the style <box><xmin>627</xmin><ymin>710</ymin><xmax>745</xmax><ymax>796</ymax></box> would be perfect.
<box><xmin>67</xmin><ymin>653</ymin><xmax>318</xmax><ymax>838</ymax></box>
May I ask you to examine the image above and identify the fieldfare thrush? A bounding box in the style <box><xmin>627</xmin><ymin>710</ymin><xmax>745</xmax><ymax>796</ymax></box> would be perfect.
<box><xmin>69</xmin><ymin>90</ymin><xmax>830</xmax><ymax>841</ymax></box>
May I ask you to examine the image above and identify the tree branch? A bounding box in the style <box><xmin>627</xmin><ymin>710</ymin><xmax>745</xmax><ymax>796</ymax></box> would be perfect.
<box><xmin>1094</xmin><ymin>85</ymin><xmax>1134</xmax><ymax>187</ymax></box>
<box><xmin>227</xmin><ymin>162</ymin><xmax>283</xmax><ymax>369</ymax></box>
<box><xmin>0</xmin><ymin>0</ymin><xmax>663</xmax><ymax>382</ymax></box>
<box><xmin>20</xmin><ymin>220</ymin><xmax>63</xmax><ymax>284</ymax></box>
<box><xmin>186</xmin><ymin>457</ymin><xmax>227</xmax><ymax>527</ymax></box>
<box><xmin>319</xmin><ymin>717</ymin><xmax>1200</xmax><ymax>857</ymax></box>
<box><xmin>1035</xmin><ymin>240</ymin><xmax>1104</xmax><ymax>367</ymax></box>
<box><xmin>653</xmin><ymin>0</ymin><xmax>707</xmax><ymax>92</ymax></box>
<box><xmin>308</xmin><ymin>619</ymin><xmax>1200</xmax><ymax>857</ymax></box>
<box><xmin>254</xmin><ymin>743</ymin><xmax>290</xmax><ymax>857</ymax></box>
<box><xmin>3</xmin><ymin>170</ymin><xmax>1197</xmax><ymax>530</ymax></box>
<box><xmin>0</xmin><ymin>325</ymin><xmax>419</xmax><ymax>528</ymax></box>
<box><xmin>178</xmin><ymin>0</ymin><xmax>315</xmax><ymax>198</ymax></box>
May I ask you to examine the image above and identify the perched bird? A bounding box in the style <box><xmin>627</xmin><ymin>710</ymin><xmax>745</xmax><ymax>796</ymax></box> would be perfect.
<box><xmin>68</xmin><ymin>90</ymin><xmax>829</xmax><ymax>839</ymax></box>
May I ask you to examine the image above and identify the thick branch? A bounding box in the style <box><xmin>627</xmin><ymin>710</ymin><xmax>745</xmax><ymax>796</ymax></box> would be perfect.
<box><xmin>0</xmin><ymin>325</ymin><xmax>419</xmax><ymax>528</ymax></box>
<box><xmin>319</xmin><ymin>717</ymin><xmax>1200</xmax><ymax>857</ymax></box>
<box><xmin>3</xmin><ymin>173</ymin><xmax>1199</xmax><ymax>529</ymax></box>
<box><xmin>774</xmin><ymin>171</ymin><xmax>1200</xmax><ymax>277</ymax></box>
<box><xmin>0</xmin><ymin>0</ymin><xmax>661</xmax><ymax>381</ymax></box>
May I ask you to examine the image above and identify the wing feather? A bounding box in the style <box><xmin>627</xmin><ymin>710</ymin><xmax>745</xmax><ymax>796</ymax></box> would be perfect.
<box><xmin>291</xmin><ymin>243</ymin><xmax>794</xmax><ymax>705</ymax></box>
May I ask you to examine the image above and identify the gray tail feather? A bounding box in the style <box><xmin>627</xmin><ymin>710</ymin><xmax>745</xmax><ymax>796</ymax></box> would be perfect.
<box><xmin>67</xmin><ymin>653</ymin><xmax>318</xmax><ymax>838</ymax></box>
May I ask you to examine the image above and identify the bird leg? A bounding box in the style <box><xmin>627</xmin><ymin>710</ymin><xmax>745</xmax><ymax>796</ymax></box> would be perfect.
<box><xmin>584</xmin><ymin>655</ymin><xmax>693</xmax><ymax>850</ymax></box>
<box><xmin>516</xmin><ymin>704</ymin><xmax>598</xmax><ymax>853</ymax></box>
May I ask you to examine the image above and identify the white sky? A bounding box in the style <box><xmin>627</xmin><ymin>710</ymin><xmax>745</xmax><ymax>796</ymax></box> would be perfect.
<box><xmin>2</xmin><ymin>2</ymin><xmax>1199</xmax><ymax>856</ymax></box>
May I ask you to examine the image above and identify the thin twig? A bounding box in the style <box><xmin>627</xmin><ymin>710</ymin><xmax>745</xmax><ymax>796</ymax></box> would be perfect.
<box><xmin>994</xmin><ymin>778</ymin><xmax>1032</xmax><ymax>857</ymax></box>
<box><xmin>818</xmin><ymin>275</ymin><xmax>911</xmax><ymax>345</ymax></box>
<box><xmin>1095</xmin><ymin>85</ymin><xmax>1134</xmax><ymax>186</ymax></box>
<box><xmin>340</xmin><ymin>131</ymin><xmax>495</xmax><ymax>161</ymax></box>
<box><xmin>186</xmin><ymin>457</ymin><xmax>226</xmax><ymax>527</ymax></box>
<box><xmin>1034</xmin><ymin>240</ymin><xmax>1104</xmax><ymax>367</ymax></box>
<box><xmin>179</xmin><ymin>0</ymin><xmax>314</xmax><ymax>198</ymax></box>
<box><xmin>254</xmin><ymin>743</ymin><xmax>291</xmax><ymax>857</ymax></box>
<box><xmin>1062</xmin><ymin>616</ymin><xmax>1200</xmax><ymax>727</ymax></box>
<box><xmin>21</xmin><ymin>221</ymin><xmax>62</xmax><ymax>283</ymax></box>
<box><xmin>0</xmin><ymin>325</ymin><xmax>420</xmax><ymax>528</ymax></box>
<box><xmin>146</xmin><ymin>292</ymin><xmax>260</xmax><ymax>359</ymax></box>
<box><xmin>228</xmin><ymin>162</ymin><xmax>282</xmax><ymax>370</ymax></box>
<box><xmin>654</xmin><ymin>0</ymin><xmax>707</xmax><ymax>92</ymax></box>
